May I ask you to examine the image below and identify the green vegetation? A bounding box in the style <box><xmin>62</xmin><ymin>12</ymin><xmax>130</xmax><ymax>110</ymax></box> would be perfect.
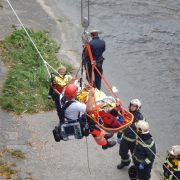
<box><xmin>0</xmin><ymin>161</ymin><xmax>17</xmax><ymax>179</ymax></box>
<box><xmin>0</xmin><ymin>0</ymin><xmax>3</xmax><ymax>9</ymax></box>
<box><xmin>0</xmin><ymin>27</ymin><xmax>72</xmax><ymax>114</ymax></box>
<box><xmin>0</xmin><ymin>148</ymin><xmax>26</xmax><ymax>179</ymax></box>
<box><xmin>0</xmin><ymin>148</ymin><xmax>25</xmax><ymax>160</ymax></box>
<box><xmin>8</xmin><ymin>149</ymin><xmax>25</xmax><ymax>160</ymax></box>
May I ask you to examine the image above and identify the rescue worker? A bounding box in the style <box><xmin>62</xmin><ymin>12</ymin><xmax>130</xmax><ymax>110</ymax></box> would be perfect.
<box><xmin>84</xmin><ymin>30</ymin><xmax>105</xmax><ymax>90</ymax></box>
<box><xmin>128</xmin><ymin>121</ymin><xmax>156</xmax><ymax>180</ymax></box>
<box><xmin>48</xmin><ymin>65</ymin><xmax>72</xmax><ymax>99</ymax></box>
<box><xmin>58</xmin><ymin>83</ymin><xmax>116</xmax><ymax>149</ymax></box>
<box><xmin>48</xmin><ymin>65</ymin><xmax>73</xmax><ymax>122</ymax></box>
<box><xmin>163</xmin><ymin>145</ymin><xmax>180</xmax><ymax>180</ymax></box>
<box><xmin>117</xmin><ymin>99</ymin><xmax>144</xmax><ymax>169</ymax></box>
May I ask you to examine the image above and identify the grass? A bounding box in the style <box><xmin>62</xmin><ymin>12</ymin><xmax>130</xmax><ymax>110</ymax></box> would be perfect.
<box><xmin>0</xmin><ymin>161</ymin><xmax>17</xmax><ymax>179</ymax></box>
<box><xmin>24</xmin><ymin>172</ymin><xmax>33</xmax><ymax>179</ymax></box>
<box><xmin>0</xmin><ymin>148</ymin><xmax>25</xmax><ymax>160</ymax></box>
<box><xmin>0</xmin><ymin>0</ymin><xmax>3</xmax><ymax>9</ymax></box>
<box><xmin>8</xmin><ymin>149</ymin><xmax>25</xmax><ymax>160</ymax></box>
<box><xmin>0</xmin><ymin>148</ymin><xmax>27</xmax><ymax>179</ymax></box>
<box><xmin>24</xmin><ymin>177</ymin><xmax>33</xmax><ymax>180</ymax></box>
<box><xmin>0</xmin><ymin>27</ymin><xmax>72</xmax><ymax>114</ymax></box>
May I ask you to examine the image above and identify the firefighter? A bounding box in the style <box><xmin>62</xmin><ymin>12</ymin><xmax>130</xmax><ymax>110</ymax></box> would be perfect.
<box><xmin>58</xmin><ymin>83</ymin><xmax>116</xmax><ymax>149</ymax></box>
<box><xmin>163</xmin><ymin>145</ymin><xmax>180</xmax><ymax>180</ymax></box>
<box><xmin>117</xmin><ymin>99</ymin><xmax>144</xmax><ymax>169</ymax></box>
<box><xmin>84</xmin><ymin>30</ymin><xmax>105</xmax><ymax>90</ymax></box>
<box><xmin>128</xmin><ymin>121</ymin><xmax>156</xmax><ymax>180</ymax></box>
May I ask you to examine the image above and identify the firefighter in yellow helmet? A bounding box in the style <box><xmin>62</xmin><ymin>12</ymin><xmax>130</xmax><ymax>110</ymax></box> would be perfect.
<box><xmin>163</xmin><ymin>145</ymin><xmax>180</xmax><ymax>180</ymax></box>
<box><xmin>128</xmin><ymin>120</ymin><xmax>156</xmax><ymax>180</ymax></box>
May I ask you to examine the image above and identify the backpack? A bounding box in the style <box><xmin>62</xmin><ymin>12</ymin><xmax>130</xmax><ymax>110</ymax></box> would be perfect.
<box><xmin>59</xmin><ymin>96</ymin><xmax>75</xmax><ymax>123</ymax></box>
<box><xmin>53</xmin><ymin>96</ymin><xmax>90</xmax><ymax>142</ymax></box>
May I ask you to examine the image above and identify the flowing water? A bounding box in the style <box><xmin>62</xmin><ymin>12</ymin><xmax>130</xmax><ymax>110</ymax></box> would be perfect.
<box><xmin>51</xmin><ymin>0</ymin><xmax>180</xmax><ymax>155</ymax></box>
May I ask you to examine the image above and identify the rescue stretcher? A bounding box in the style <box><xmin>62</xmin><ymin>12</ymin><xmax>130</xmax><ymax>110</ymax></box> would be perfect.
<box><xmin>76</xmin><ymin>87</ymin><xmax>134</xmax><ymax>133</ymax></box>
<box><xmin>51</xmin><ymin>38</ymin><xmax>134</xmax><ymax>134</ymax></box>
<box><xmin>51</xmin><ymin>76</ymin><xmax>134</xmax><ymax>134</ymax></box>
<box><xmin>80</xmin><ymin>40</ymin><xmax>134</xmax><ymax>133</ymax></box>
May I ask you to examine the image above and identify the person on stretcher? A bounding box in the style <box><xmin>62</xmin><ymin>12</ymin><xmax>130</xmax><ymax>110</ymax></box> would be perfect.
<box><xmin>76</xmin><ymin>83</ymin><xmax>124</xmax><ymax>128</ymax></box>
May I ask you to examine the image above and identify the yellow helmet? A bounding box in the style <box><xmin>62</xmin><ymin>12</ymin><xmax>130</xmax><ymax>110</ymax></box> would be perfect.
<box><xmin>168</xmin><ymin>145</ymin><xmax>180</xmax><ymax>158</ymax></box>
<box><xmin>136</xmin><ymin>120</ymin><xmax>149</xmax><ymax>134</ymax></box>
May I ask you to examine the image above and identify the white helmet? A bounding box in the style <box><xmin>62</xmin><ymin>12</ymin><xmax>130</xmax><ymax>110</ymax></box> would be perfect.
<box><xmin>136</xmin><ymin>120</ymin><xmax>149</xmax><ymax>134</ymax></box>
<box><xmin>90</xmin><ymin>29</ymin><xmax>102</xmax><ymax>34</ymax></box>
<box><xmin>168</xmin><ymin>145</ymin><xmax>180</xmax><ymax>158</ymax></box>
<box><xmin>130</xmin><ymin>99</ymin><xmax>141</xmax><ymax>110</ymax></box>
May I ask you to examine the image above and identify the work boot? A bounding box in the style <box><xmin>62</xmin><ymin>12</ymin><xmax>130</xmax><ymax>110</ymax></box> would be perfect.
<box><xmin>104</xmin><ymin>133</ymin><xmax>114</xmax><ymax>140</ymax></box>
<box><xmin>117</xmin><ymin>163</ymin><xmax>125</xmax><ymax>169</ymax></box>
<box><xmin>117</xmin><ymin>161</ymin><xmax>131</xmax><ymax>169</ymax></box>
<box><xmin>102</xmin><ymin>140</ymin><xmax>116</xmax><ymax>150</ymax></box>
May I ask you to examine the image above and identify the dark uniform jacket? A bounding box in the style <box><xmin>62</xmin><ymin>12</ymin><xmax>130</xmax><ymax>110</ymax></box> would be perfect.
<box><xmin>132</xmin><ymin>133</ymin><xmax>156</xmax><ymax>167</ymax></box>
<box><xmin>85</xmin><ymin>36</ymin><xmax>105</xmax><ymax>62</ymax></box>
<box><xmin>163</xmin><ymin>156</ymin><xmax>180</xmax><ymax>180</ymax></box>
<box><xmin>117</xmin><ymin>111</ymin><xmax>144</xmax><ymax>141</ymax></box>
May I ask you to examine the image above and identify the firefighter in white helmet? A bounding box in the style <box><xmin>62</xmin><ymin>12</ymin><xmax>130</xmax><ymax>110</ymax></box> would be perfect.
<box><xmin>128</xmin><ymin>121</ymin><xmax>156</xmax><ymax>180</ymax></box>
<box><xmin>117</xmin><ymin>99</ymin><xmax>144</xmax><ymax>169</ymax></box>
<box><xmin>163</xmin><ymin>145</ymin><xmax>180</xmax><ymax>180</ymax></box>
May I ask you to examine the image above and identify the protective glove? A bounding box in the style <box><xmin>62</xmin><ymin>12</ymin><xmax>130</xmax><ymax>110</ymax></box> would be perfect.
<box><xmin>138</xmin><ymin>163</ymin><xmax>145</xmax><ymax>170</ymax></box>
<box><xmin>117</xmin><ymin>132</ymin><xmax>122</xmax><ymax>139</ymax></box>
<box><xmin>117</xmin><ymin>138</ymin><xmax>122</xmax><ymax>144</ymax></box>
<box><xmin>164</xmin><ymin>170</ymin><xmax>170</xmax><ymax>178</ymax></box>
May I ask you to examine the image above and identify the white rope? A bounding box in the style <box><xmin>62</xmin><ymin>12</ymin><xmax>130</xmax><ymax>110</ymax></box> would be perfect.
<box><xmin>5</xmin><ymin>0</ymin><xmax>59</xmax><ymax>77</ymax></box>
<box><xmin>129</xmin><ymin>127</ymin><xmax>180</xmax><ymax>180</ymax></box>
<box><xmin>85</xmin><ymin>137</ymin><xmax>91</xmax><ymax>174</ymax></box>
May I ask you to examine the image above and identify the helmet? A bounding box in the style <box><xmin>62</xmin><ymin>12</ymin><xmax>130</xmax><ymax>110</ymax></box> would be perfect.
<box><xmin>64</xmin><ymin>84</ymin><xmax>78</xmax><ymax>99</ymax></box>
<box><xmin>136</xmin><ymin>120</ymin><xmax>149</xmax><ymax>134</ymax></box>
<box><xmin>90</xmin><ymin>30</ymin><xmax>102</xmax><ymax>36</ymax></box>
<box><xmin>168</xmin><ymin>145</ymin><xmax>180</xmax><ymax>159</ymax></box>
<box><xmin>130</xmin><ymin>99</ymin><xmax>141</xmax><ymax>110</ymax></box>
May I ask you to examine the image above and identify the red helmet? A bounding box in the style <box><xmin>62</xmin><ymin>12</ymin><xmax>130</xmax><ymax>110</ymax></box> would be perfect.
<box><xmin>64</xmin><ymin>84</ymin><xmax>78</xmax><ymax>99</ymax></box>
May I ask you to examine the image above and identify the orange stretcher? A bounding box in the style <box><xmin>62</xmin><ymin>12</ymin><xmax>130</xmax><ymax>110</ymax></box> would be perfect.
<box><xmin>87</xmin><ymin>107</ymin><xmax>134</xmax><ymax>133</ymax></box>
<box><xmin>82</xmin><ymin>43</ymin><xmax>134</xmax><ymax>133</ymax></box>
<box><xmin>50</xmin><ymin>43</ymin><xmax>134</xmax><ymax>133</ymax></box>
<box><xmin>77</xmin><ymin>90</ymin><xmax>134</xmax><ymax>133</ymax></box>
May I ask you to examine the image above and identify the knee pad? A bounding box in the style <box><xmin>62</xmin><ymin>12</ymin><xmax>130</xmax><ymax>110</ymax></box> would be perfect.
<box><xmin>128</xmin><ymin>165</ymin><xmax>137</xmax><ymax>179</ymax></box>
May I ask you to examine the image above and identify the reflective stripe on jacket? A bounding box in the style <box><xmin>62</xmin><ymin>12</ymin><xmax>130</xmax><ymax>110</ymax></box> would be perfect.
<box><xmin>133</xmin><ymin>134</ymin><xmax>156</xmax><ymax>166</ymax></box>
<box><xmin>163</xmin><ymin>158</ymin><xmax>180</xmax><ymax>180</ymax></box>
<box><xmin>122</xmin><ymin>134</ymin><xmax>136</xmax><ymax>142</ymax></box>
<box><xmin>90</xmin><ymin>128</ymin><xmax>107</xmax><ymax>146</ymax></box>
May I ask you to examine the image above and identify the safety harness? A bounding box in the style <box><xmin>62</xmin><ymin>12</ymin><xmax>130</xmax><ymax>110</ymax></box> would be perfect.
<box><xmin>53</xmin><ymin>96</ymin><xmax>91</xmax><ymax>141</ymax></box>
<box><xmin>59</xmin><ymin>96</ymin><xmax>75</xmax><ymax>123</ymax></box>
<box><xmin>53</xmin><ymin>97</ymin><xmax>83</xmax><ymax>141</ymax></box>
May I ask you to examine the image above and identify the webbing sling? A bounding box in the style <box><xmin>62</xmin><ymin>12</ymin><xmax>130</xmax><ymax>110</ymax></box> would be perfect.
<box><xmin>59</xmin><ymin>97</ymin><xmax>75</xmax><ymax>122</ymax></box>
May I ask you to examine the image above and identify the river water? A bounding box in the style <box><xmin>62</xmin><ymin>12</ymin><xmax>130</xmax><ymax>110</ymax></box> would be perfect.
<box><xmin>50</xmin><ymin>0</ymin><xmax>180</xmax><ymax>155</ymax></box>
